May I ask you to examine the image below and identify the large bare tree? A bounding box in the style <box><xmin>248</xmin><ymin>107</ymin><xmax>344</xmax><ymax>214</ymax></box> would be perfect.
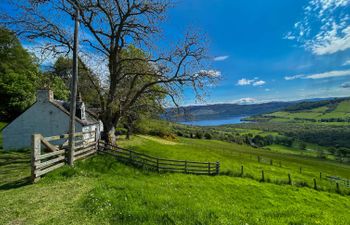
<box><xmin>1</xmin><ymin>0</ymin><xmax>219</xmax><ymax>144</ymax></box>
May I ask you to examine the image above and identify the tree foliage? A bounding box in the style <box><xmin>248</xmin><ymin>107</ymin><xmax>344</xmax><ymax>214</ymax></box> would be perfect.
<box><xmin>0</xmin><ymin>27</ymin><xmax>39</xmax><ymax>120</ymax></box>
<box><xmin>0</xmin><ymin>27</ymin><xmax>69</xmax><ymax>120</ymax></box>
<box><xmin>52</xmin><ymin>56</ymin><xmax>100</xmax><ymax>107</ymax></box>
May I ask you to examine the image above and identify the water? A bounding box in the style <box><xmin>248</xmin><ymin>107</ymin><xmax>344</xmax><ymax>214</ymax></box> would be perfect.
<box><xmin>179</xmin><ymin>116</ymin><xmax>246</xmax><ymax>126</ymax></box>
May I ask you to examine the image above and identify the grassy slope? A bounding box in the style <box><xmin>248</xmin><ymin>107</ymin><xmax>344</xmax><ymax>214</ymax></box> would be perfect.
<box><xmin>266</xmin><ymin>100</ymin><xmax>350</xmax><ymax>123</ymax></box>
<box><xmin>1</xmin><ymin>135</ymin><xmax>350</xmax><ymax>224</ymax></box>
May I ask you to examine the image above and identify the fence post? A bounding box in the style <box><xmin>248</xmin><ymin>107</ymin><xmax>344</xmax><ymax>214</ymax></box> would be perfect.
<box><xmin>240</xmin><ymin>165</ymin><xmax>244</xmax><ymax>177</ymax></box>
<box><xmin>157</xmin><ymin>158</ymin><xmax>160</xmax><ymax>173</ymax></box>
<box><xmin>288</xmin><ymin>174</ymin><xmax>292</xmax><ymax>185</ymax></box>
<box><xmin>258</xmin><ymin>156</ymin><xmax>261</xmax><ymax>163</ymax></box>
<box><xmin>208</xmin><ymin>162</ymin><xmax>211</xmax><ymax>175</ymax></box>
<box><xmin>313</xmin><ymin>178</ymin><xmax>317</xmax><ymax>190</ymax></box>
<box><xmin>261</xmin><ymin>170</ymin><xmax>265</xmax><ymax>182</ymax></box>
<box><xmin>129</xmin><ymin>151</ymin><xmax>132</xmax><ymax>164</ymax></box>
<box><xmin>215</xmin><ymin>162</ymin><xmax>220</xmax><ymax>175</ymax></box>
<box><xmin>185</xmin><ymin>161</ymin><xmax>188</xmax><ymax>174</ymax></box>
<box><xmin>300</xmin><ymin>167</ymin><xmax>302</xmax><ymax>173</ymax></box>
<box><xmin>279</xmin><ymin>161</ymin><xmax>281</xmax><ymax>167</ymax></box>
<box><xmin>270</xmin><ymin>159</ymin><xmax>273</xmax><ymax>165</ymax></box>
<box><xmin>336</xmin><ymin>182</ymin><xmax>340</xmax><ymax>193</ymax></box>
<box><xmin>31</xmin><ymin>134</ymin><xmax>42</xmax><ymax>183</ymax></box>
<box><xmin>320</xmin><ymin>172</ymin><xmax>322</xmax><ymax>179</ymax></box>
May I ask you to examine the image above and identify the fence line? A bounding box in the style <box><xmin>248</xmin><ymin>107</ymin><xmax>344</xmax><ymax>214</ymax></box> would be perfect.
<box><xmin>31</xmin><ymin>131</ymin><xmax>97</xmax><ymax>183</ymax></box>
<box><xmin>99</xmin><ymin>141</ymin><xmax>220</xmax><ymax>175</ymax></box>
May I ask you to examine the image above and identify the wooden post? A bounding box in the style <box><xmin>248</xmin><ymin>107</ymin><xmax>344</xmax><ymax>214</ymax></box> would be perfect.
<box><xmin>240</xmin><ymin>165</ymin><xmax>244</xmax><ymax>177</ymax></box>
<box><xmin>299</xmin><ymin>167</ymin><xmax>302</xmax><ymax>173</ymax></box>
<box><xmin>288</xmin><ymin>174</ymin><xmax>292</xmax><ymax>185</ymax></box>
<box><xmin>216</xmin><ymin>161</ymin><xmax>220</xmax><ymax>175</ymax></box>
<box><xmin>261</xmin><ymin>170</ymin><xmax>265</xmax><ymax>182</ymax></box>
<box><xmin>185</xmin><ymin>161</ymin><xmax>188</xmax><ymax>174</ymax></box>
<box><xmin>31</xmin><ymin>134</ymin><xmax>42</xmax><ymax>183</ymax></box>
<box><xmin>336</xmin><ymin>182</ymin><xmax>340</xmax><ymax>193</ymax></box>
<box><xmin>320</xmin><ymin>172</ymin><xmax>322</xmax><ymax>179</ymax></box>
<box><xmin>157</xmin><ymin>158</ymin><xmax>160</xmax><ymax>173</ymax></box>
<box><xmin>68</xmin><ymin>6</ymin><xmax>80</xmax><ymax>167</ymax></box>
<box><xmin>270</xmin><ymin>159</ymin><xmax>273</xmax><ymax>165</ymax></box>
<box><xmin>313</xmin><ymin>178</ymin><xmax>317</xmax><ymax>190</ymax></box>
<box><xmin>208</xmin><ymin>162</ymin><xmax>211</xmax><ymax>175</ymax></box>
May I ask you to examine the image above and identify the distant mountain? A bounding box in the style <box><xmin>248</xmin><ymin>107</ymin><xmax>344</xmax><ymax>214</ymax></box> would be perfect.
<box><xmin>164</xmin><ymin>97</ymin><xmax>349</xmax><ymax>122</ymax></box>
<box><xmin>164</xmin><ymin>102</ymin><xmax>294</xmax><ymax>122</ymax></box>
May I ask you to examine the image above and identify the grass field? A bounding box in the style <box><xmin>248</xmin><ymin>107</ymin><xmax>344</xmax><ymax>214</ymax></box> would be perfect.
<box><xmin>1</xmin><ymin>135</ymin><xmax>349</xmax><ymax>225</ymax></box>
<box><xmin>264</xmin><ymin>100</ymin><xmax>350</xmax><ymax>123</ymax></box>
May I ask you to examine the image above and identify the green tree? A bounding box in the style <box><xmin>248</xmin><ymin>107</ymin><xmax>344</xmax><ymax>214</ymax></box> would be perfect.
<box><xmin>0</xmin><ymin>27</ymin><xmax>70</xmax><ymax>120</ymax></box>
<box><xmin>0</xmin><ymin>27</ymin><xmax>40</xmax><ymax>120</ymax></box>
<box><xmin>52</xmin><ymin>56</ymin><xmax>100</xmax><ymax>107</ymax></box>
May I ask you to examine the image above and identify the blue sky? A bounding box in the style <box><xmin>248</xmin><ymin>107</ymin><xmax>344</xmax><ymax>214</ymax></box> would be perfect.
<box><xmin>160</xmin><ymin>0</ymin><xmax>350</xmax><ymax>105</ymax></box>
<box><xmin>2</xmin><ymin>0</ymin><xmax>350</xmax><ymax>106</ymax></box>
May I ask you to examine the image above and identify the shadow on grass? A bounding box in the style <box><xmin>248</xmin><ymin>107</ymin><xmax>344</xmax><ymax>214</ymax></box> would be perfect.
<box><xmin>0</xmin><ymin>176</ymin><xmax>31</xmax><ymax>190</ymax></box>
<box><xmin>0</xmin><ymin>149</ymin><xmax>31</xmax><ymax>190</ymax></box>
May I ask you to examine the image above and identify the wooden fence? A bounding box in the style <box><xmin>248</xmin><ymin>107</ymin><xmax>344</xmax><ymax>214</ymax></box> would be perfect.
<box><xmin>31</xmin><ymin>131</ymin><xmax>97</xmax><ymax>183</ymax></box>
<box><xmin>326</xmin><ymin>175</ymin><xmax>350</xmax><ymax>188</ymax></box>
<box><xmin>99</xmin><ymin>142</ymin><xmax>220</xmax><ymax>175</ymax></box>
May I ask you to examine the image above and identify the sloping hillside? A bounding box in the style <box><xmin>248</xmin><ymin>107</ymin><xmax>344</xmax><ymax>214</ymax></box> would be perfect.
<box><xmin>165</xmin><ymin>102</ymin><xmax>293</xmax><ymax>121</ymax></box>
<box><xmin>247</xmin><ymin>98</ymin><xmax>350</xmax><ymax>123</ymax></box>
<box><xmin>1</xmin><ymin>135</ymin><xmax>350</xmax><ymax>225</ymax></box>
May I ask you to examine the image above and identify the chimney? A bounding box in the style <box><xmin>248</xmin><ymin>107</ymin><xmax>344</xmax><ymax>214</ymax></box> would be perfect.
<box><xmin>76</xmin><ymin>92</ymin><xmax>86</xmax><ymax>120</ymax></box>
<box><xmin>37</xmin><ymin>89</ymin><xmax>53</xmax><ymax>103</ymax></box>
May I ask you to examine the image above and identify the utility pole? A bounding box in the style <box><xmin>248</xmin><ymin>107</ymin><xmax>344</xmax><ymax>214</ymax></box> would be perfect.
<box><xmin>68</xmin><ymin>6</ymin><xmax>79</xmax><ymax>166</ymax></box>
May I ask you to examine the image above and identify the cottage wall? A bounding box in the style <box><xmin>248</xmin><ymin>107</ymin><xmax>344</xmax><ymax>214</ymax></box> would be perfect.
<box><xmin>2</xmin><ymin>101</ymin><xmax>83</xmax><ymax>150</ymax></box>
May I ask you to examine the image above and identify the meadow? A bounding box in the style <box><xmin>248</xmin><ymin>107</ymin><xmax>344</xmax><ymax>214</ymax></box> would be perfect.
<box><xmin>1</xmin><ymin>135</ymin><xmax>350</xmax><ymax>225</ymax></box>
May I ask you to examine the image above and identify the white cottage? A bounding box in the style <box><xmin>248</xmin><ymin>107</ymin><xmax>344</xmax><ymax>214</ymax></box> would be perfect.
<box><xmin>2</xmin><ymin>89</ymin><xmax>103</xmax><ymax>150</ymax></box>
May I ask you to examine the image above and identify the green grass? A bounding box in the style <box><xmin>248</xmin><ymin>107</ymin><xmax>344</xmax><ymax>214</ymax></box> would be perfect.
<box><xmin>1</xmin><ymin>135</ymin><xmax>350</xmax><ymax>224</ymax></box>
<box><xmin>264</xmin><ymin>100</ymin><xmax>350</xmax><ymax>124</ymax></box>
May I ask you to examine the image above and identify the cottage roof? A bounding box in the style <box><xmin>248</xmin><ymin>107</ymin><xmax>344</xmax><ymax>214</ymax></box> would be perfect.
<box><xmin>50</xmin><ymin>100</ymin><xmax>99</xmax><ymax>126</ymax></box>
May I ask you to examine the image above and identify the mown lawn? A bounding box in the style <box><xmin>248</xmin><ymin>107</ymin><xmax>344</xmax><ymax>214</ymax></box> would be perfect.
<box><xmin>0</xmin><ymin>135</ymin><xmax>350</xmax><ymax>225</ymax></box>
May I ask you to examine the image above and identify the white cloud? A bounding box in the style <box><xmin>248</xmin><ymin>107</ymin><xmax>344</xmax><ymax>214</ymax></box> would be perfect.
<box><xmin>237</xmin><ymin>78</ymin><xmax>255</xmax><ymax>86</ymax></box>
<box><xmin>343</xmin><ymin>59</ymin><xmax>350</xmax><ymax>65</ymax></box>
<box><xmin>237</xmin><ymin>78</ymin><xmax>266</xmax><ymax>86</ymax></box>
<box><xmin>265</xmin><ymin>88</ymin><xmax>271</xmax><ymax>91</ymax></box>
<box><xmin>284</xmin><ymin>74</ymin><xmax>305</xmax><ymax>80</ymax></box>
<box><xmin>341</xmin><ymin>82</ymin><xmax>350</xmax><ymax>88</ymax></box>
<box><xmin>252</xmin><ymin>80</ymin><xmax>266</xmax><ymax>86</ymax></box>
<box><xmin>285</xmin><ymin>69</ymin><xmax>350</xmax><ymax>80</ymax></box>
<box><xmin>307</xmin><ymin>25</ymin><xmax>350</xmax><ymax>55</ymax></box>
<box><xmin>236</xmin><ymin>97</ymin><xmax>257</xmax><ymax>105</ymax></box>
<box><xmin>213</xmin><ymin>55</ymin><xmax>229</xmax><ymax>61</ymax></box>
<box><xmin>287</xmin><ymin>0</ymin><xmax>350</xmax><ymax>55</ymax></box>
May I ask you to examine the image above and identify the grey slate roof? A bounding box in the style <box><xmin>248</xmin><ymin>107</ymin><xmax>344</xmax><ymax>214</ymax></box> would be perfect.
<box><xmin>50</xmin><ymin>100</ymin><xmax>99</xmax><ymax>126</ymax></box>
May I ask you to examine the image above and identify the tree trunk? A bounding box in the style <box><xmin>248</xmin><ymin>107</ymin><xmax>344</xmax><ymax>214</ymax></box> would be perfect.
<box><xmin>102</xmin><ymin>119</ymin><xmax>116</xmax><ymax>145</ymax></box>
<box><xmin>126</xmin><ymin>124</ymin><xmax>132</xmax><ymax>140</ymax></box>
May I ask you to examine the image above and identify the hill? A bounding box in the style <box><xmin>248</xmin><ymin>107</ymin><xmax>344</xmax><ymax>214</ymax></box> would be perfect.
<box><xmin>164</xmin><ymin>102</ymin><xmax>293</xmax><ymax>121</ymax></box>
<box><xmin>247</xmin><ymin>97</ymin><xmax>350</xmax><ymax>123</ymax></box>
<box><xmin>1</xmin><ymin>135</ymin><xmax>350</xmax><ymax>224</ymax></box>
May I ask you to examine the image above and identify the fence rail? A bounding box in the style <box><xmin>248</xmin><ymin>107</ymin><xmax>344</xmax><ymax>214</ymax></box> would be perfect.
<box><xmin>31</xmin><ymin>131</ymin><xmax>98</xmax><ymax>183</ymax></box>
<box><xmin>99</xmin><ymin>141</ymin><xmax>220</xmax><ymax>175</ymax></box>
